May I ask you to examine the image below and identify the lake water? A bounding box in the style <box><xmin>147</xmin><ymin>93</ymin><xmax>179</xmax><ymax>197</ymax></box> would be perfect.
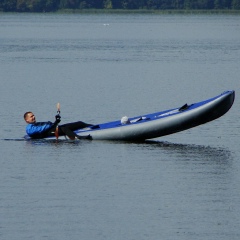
<box><xmin>0</xmin><ymin>13</ymin><xmax>240</xmax><ymax>240</ymax></box>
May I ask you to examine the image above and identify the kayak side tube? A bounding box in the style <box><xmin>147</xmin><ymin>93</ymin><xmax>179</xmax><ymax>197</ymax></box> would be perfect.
<box><xmin>76</xmin><ymin>90</ymin><xmax>235</xmax><ymax>141</ymax></box>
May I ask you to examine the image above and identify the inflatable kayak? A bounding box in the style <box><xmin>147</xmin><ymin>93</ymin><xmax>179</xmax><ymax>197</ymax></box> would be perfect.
<box><xmin>27</xmin><ymin>90</ymin><xmax>235</xmax><ymax>141</ymax></box>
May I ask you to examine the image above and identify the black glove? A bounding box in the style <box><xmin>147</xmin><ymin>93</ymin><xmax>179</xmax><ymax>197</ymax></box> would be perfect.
<box><xmin>55</xmin><ymin>114</ymin><xmax>61</xmax><ymax>124</ymax></box>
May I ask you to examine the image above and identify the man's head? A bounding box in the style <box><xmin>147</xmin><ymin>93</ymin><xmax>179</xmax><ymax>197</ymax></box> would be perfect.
<box><xmin>24</xmin><ymin>112</ymin><xmax>36</xmax><ymax>124</ymax></box>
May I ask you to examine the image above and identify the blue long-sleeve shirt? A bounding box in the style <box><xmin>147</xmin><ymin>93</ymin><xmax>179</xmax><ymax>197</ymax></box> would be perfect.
<box><xmin>26</xmin><ymin>121</ymin><xmax>55</xmax><ymax>138</ymax></box>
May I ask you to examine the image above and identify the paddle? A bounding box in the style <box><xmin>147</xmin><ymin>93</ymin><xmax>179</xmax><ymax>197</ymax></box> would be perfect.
<box><xmin>55</xmin><ymin>103</ymin><xmax>77</xmax><ymax>140</ymax></box>
<box><xmin>57</xmin><ymin>102</ymin><xmax>60</xmax><ymax>115</ymax></box>
<box><xmin>55</xmin><ymin>103</ymin><xmax>92</xmax><ymax>140</ymax></box>
<box><xmin>55</xmin><ymin>103</ymin><xmax>60</xmax><ymax>140</ymax></box>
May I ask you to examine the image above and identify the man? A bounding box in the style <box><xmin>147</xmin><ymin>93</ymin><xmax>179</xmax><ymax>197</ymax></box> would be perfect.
<box><xmin>24</xmin><ymin>111</ymin><xmax>92</xmax><ymax>139</ymax></box>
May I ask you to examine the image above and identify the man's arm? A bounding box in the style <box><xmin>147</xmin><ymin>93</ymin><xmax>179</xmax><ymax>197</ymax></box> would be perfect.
<box><xmin>26</xmin><ymin>122</ymin><xmax>54</xmax><ymax>138</ymax></box>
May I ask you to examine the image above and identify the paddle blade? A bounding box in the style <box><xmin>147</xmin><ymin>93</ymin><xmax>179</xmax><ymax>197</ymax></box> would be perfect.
<box><xmin>56</xmin><ymin>103</ymin><xmax>60</xmax><ymax>112</ymax></box>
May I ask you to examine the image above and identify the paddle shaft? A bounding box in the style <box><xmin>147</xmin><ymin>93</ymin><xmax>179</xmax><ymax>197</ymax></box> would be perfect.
<box><xmin>55</xmin><ymin>103</ymin><xmax>91</xmax><ymax>140</ymax></box>
<box><xmin>55</xmin><ymin>103</ymin><xmax>76</xmax><ymax>140</ymax></box>
<box><xmin>55</xmin><ymin>103</ymin><xmax>60</xmax><ymax>139</ymax></box>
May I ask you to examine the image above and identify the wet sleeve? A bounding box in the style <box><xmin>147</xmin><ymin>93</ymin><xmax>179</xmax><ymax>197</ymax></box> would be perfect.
<box><xmin>26</xmin><ymin>122</ymin><xmax>54</xmax><ymax>137</ymax></box>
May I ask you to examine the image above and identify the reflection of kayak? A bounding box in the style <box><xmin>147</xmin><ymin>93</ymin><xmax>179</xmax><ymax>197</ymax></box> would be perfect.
<box><xmin>28</xmin><ymin>90</ymin><xmax>235</xmax><ymax>141</ymax></box>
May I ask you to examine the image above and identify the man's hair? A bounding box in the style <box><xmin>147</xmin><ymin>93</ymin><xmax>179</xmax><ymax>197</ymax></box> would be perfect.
<box><xmin>24</xmin><ymin>112</ymin><xmax>32</xmax><ymax>120</ymax></box>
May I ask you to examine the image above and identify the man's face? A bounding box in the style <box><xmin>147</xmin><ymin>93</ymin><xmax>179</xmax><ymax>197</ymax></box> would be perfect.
<box><xmin>25</xmin><ymin>112</ymin><xmax>36</xmax><ymax>124</ymax></box>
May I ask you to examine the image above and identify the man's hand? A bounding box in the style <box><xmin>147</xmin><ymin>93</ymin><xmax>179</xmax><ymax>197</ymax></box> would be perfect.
<box><xmin>55</xmin><ymin>114</ymin><xmax>61</xmax><ymax>124</ymax></box>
